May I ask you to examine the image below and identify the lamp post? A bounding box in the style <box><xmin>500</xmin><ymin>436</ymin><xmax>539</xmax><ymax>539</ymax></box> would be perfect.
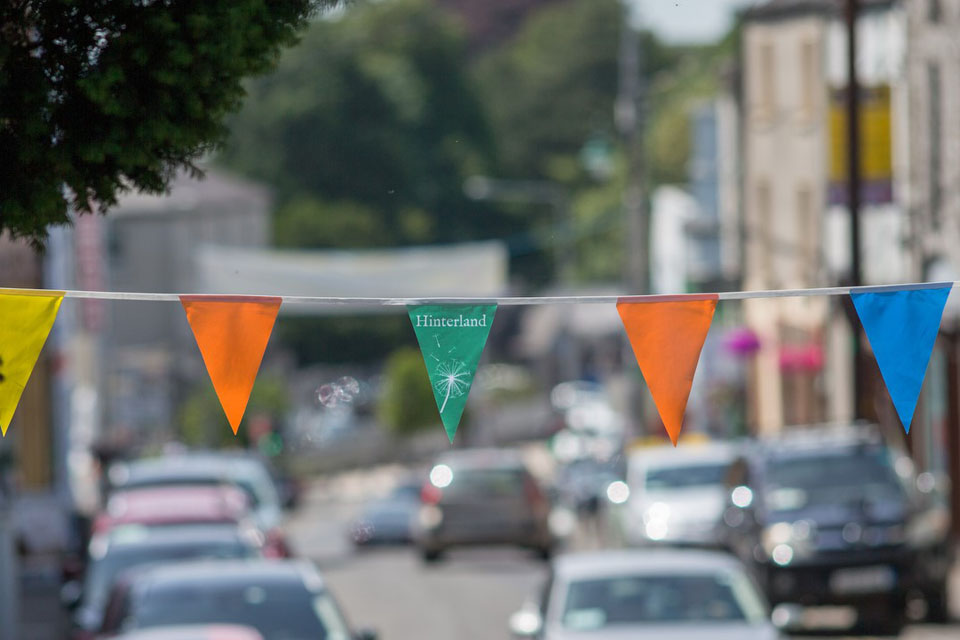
<box><xmin>844</xmin><ymin>0</ymin><xmax>866</xmax><ymax>421</ymax></box>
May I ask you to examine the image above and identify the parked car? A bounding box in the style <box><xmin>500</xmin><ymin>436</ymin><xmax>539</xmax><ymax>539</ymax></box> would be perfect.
<box><xmin>719</xmin><ymin>425</ymin><xmax>953</xmax><ymax>634</ymax></box>
<box><xmin>108</xmin><ymin>454</ymin><xmax>291</xmax><ymax>556</ymax></box>
<box><xmin>97</xmin><ymin>559</ymin><xmax>376</xmax><ymax>639</ymax></box>
<box><xmin>509</xmin><ymin>549</ymin><xmax>781</xmax><ymax>639</ymax></box>
<box><xmin>348</xmin><ymin>481</ymin><xmax>421</xmax><ymax>546</ymax></box>
<box><xmin>92</xmin><ymin>486</ymin><xmax>251</xmax><ymax>535</ymax></box>
<box><xmin>415</xmin><ymin>449</ymin><xmax>552</xmax><ymax>562</ymax></box>
<box><xmin>112</xmin><ymin>624</ymin><xmax>263</xmax><ymax>640</ymax></box>
<box><xmin>65</xmin><ymin>524</ymin><xmax>262</xmax><ymax>639</ymax></box>
<box><xmin>607</xmin><ymin>442</ymin><xmax>736</xmax><ymax>548</ymax></box>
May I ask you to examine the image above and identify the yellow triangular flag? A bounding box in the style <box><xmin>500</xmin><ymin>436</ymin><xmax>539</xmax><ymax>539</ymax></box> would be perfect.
<box><xmin>0</xmin><ymin>289</ymin><xmax>64</xmax><ymax>435</ymax></box>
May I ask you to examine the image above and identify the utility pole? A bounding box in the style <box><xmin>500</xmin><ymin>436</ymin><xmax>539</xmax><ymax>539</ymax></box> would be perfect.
<box><xmin>617</xmin><ymin>0</ymin><xmax>648</xmax><ymax>435</ymax></box>
<box><xmin>845</xmin><ymin>0</ymin><xmax>865</xmax><ymax>420</ymax></box>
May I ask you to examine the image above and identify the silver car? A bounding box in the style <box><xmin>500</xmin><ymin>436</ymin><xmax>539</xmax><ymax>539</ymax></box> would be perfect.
<box><xmin>608</xmin><ymin>442</ymin><xmax>736</xmax><ymax>548</ymax></box>
<box><xmin>509</xmin><ymin>549</ymin><xmax>782</xmax><ymax>640</ymax></box>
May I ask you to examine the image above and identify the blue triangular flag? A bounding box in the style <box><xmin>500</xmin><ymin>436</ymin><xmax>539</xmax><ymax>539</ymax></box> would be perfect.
<box><xmin>851</xmin><ymin>283</ymin><xmax>952</xmax><ymax>432</ymax></box>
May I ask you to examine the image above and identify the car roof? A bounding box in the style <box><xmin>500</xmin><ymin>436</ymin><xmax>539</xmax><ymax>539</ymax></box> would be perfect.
<box><xmin>754</xmin><ymin>423</ymin><xmax>887</xmax><ymax>458</ymax></box>
<box><xmin>113</xmin><ymin>624</ymin><xmax>264</xmax><ymax>640</ymax></box>
<box><xmin>435</xmin><ymin>448</ymin><xmax>527</xmax><ymax>470</ymax></box>
<box><xmin>129</xmin><ymin>559</ymin><xmax>324</xmax><ymax>592</ymax></box>
<box><xmin>111</xmin><ymin>455</ymin><xmax>266</xmax><ymax>486</ymax></box>
<box><xmin>553</xmin><ymin>550</ymin><xmax>746</xmax><ymax>581</ymax></box>
<box><xmin>629</xmin><ymin>441</ymin><xmax>737</xmax><ymax>469</ymax></box>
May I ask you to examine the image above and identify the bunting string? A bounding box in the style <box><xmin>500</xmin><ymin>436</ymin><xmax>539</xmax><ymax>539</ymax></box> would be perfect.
<box><xmin>5</xmin><ymin>280</ymin><xmax>957</xmax><ymax>305</ymax></box>
<box><xmin>0</xmin><ymin>281</ymin><xmax>955</xmax><ymax>441</ymax></box>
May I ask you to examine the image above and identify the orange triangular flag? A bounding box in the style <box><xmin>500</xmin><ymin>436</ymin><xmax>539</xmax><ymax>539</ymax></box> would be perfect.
<box><xmin>180</xmin><ymin>296</ymin><xmax>281</xmax><ymax>434</ymax></box>
<box><xmin>617</xmin><ymin>295</ymin><xmax>718</xmax><ymax>446</ymax></box>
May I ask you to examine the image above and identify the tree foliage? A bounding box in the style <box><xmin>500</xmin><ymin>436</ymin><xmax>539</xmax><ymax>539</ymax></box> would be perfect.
<box><xmin>221</xmin><ymin>0</ymin><xmax>507</xmax><ymax>247</ymax></box>
<box><xmin>179</xmin><ymin>375</ymin><xmax>289</xmax><ymax>448</ymax></box>
<box><xmin>1</xmin><ymin>0</ymin><xmax>321</xmax><ymax>246</ymax></box>
<box><xmin>377</xmin><ymin>346</ymin><xmax>438</xmax><ymax>436</ymax></box>
<box><xmin>471</xmin><ymin>0</ymin><xmax>621</xmax><ymax>181</ymax></box>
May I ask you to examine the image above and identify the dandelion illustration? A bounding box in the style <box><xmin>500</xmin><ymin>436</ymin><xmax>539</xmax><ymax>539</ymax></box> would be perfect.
<box><xmin>433</xmin><ymin>359</ymin><xmax>471</xmax><ymax>413</ymax></box>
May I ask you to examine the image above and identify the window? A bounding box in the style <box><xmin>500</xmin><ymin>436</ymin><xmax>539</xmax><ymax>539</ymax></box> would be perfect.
<box><xmin>756</xmin><ymin>181</ymin><xmax>773</xmax><ymax>278</ymax></box>
<box><xmin>796</xmin><ymin>185</ymin><xmax>815</xmax><ymax>273</ymax></box>
<box><xmin>928</xmin><ymin>62</ymin><xmax>942</xmax><ymax>227</ymax></box>
<box><xmin>799</xmin><ymin>40</ymin><xmax>817</xmax><ymax>122</ymax></box>
<box><xmin>758</xmin><ymin>42</ymin><xmax>776</xmax><ymax>119</ymax></box>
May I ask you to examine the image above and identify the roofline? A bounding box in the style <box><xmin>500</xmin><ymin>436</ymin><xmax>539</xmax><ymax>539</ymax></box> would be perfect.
<box><xmin>742</xmin><ymin>0</ymin><xmax>897</xmax><ymax>23</ymax></box>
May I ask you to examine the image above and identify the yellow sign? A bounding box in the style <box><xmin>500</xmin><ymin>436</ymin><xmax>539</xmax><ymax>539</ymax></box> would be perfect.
<box><xmin>828</xmin><ymin>85</ymin><xmax>893</xmax><ymax>205</ymax></box>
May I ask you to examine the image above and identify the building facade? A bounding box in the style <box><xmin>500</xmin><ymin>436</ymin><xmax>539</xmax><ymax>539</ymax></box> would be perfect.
<box><xmin>103</xmin><ymin>169</ymin><xmax>271</xmax><ymax>442</ymax></box>
<box><xmin>740</xmin><ymin>0</ymin><xmax>910</xmax><ymax>434</ymax></box>
<box><xmin>904</xmin><ymin>0</ymin><xmax>960</xmax><ymax>533</ymax></box>
<box><xmin>907</xmin><ymin>0</ymin><xmax>960</xmax><ymax>287</ymax></box>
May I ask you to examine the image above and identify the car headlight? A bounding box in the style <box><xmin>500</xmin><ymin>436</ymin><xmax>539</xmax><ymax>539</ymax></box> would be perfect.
<box><xmin>643</xmin><ymin>502</ymin><xmax>670</xmax><ymax>524</ymax></box>
<box><xmin>761</xmin><ymin>521</ymin><xmax>815</xmax><ymax>565</ymax></box>
<box><xmin>606</xmin><ymin>481</ymin><xmax>630</xmax><ymax>505</ymax></box>
<box><xmin>642</xmin><ymin>502</ymin><xmax>671</xmax><ymax>541</ymax></box>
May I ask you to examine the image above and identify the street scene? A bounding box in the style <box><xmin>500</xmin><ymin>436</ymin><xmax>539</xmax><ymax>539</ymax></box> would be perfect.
<box><xmin>4</xmin><ymin>0</ymin><xmax>960</xmax><ymax>639</ymax></box>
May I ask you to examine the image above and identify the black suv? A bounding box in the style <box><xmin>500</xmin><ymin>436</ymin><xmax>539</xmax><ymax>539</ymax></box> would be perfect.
<box><xmin>719</xmin><ymin>425</ymin><xmax>952</xmax><ymax>634</ymax></box>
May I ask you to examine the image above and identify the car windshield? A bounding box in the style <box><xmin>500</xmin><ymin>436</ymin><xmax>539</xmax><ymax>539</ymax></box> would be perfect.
<box><xmin>131</xmin><ymin>583</ymin><xmax>351</xmax><ymax>640</ymax></box>
<box><xmin>443</xmin><ymin>467</ymin><xmax>526</xmax><ymax>498</ymax></box>
<box><xmin>765</xmin><ymin>451</ymin><xmax>904</xmax><ymax>510</ymax></box>
<box><xmin>126</xmin><ymin>463</ymin><xmax>279</xmax><ymax>510</ymax></box>
<box><xmin>644</xmin><ymin>463</ymin><xmax>729</xmax><ymax>491</ymax></box>
<box><xmin>82</xmin><ymin>539</ymin><xmax>252</xmax><ymax>615</ymax></box>
<box><xmin>561</xmin><ymin>572</ymin><xmax>767</xmax><ymax>630</ymax></box>
<box><xmin>389</xmin><ymin>484</ymin><xmax>422</xmax><ymax>502</ymax></box>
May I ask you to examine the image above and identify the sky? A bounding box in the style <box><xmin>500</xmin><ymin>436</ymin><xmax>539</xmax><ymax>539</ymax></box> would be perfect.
<box><xmin>638</xmin><ymin>0</ymin><xmax>763</xmax><ymax>44</ymax></box>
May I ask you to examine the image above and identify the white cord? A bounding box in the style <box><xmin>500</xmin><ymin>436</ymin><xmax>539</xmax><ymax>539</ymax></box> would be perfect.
<box><xmin>0</xmin><ymin>281</ymin><xmax>950</xmax><ymax>305</ymax></box>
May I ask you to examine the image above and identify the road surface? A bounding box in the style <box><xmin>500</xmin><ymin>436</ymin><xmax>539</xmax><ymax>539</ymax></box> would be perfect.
<box><xmin>285</xmin><ymin>473</ymin><xmax>960</xmax><ymax>640</ymax></box>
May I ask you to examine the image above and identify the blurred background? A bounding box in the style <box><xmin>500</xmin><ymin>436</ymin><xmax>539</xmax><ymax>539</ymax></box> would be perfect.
<box><xmin>3</xmin><ymin>0</ymin><xmax>960</xmax><ymax>638</ymax></box>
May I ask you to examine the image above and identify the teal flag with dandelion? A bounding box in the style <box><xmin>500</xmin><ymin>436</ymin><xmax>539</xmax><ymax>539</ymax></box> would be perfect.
<box><xmin>408</xmin><ymin>304</ymin><xmax>497</xmax><ymax>442</ymax></box>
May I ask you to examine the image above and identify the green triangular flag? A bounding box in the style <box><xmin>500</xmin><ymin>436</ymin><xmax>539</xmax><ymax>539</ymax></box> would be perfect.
<box><xmin>407</xmin><ymin>304</ymin><xmax>497</xmax><ymax>442</ymax></box>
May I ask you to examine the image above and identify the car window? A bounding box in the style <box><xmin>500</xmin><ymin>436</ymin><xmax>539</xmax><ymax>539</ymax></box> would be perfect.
<box><xmin>442</xmin><ymin>468</ymin><xmax>526</xmax><ymax>498</ymax></box>
<box><xmin>561</xmin><ymin>573</ymin><xmax>763</xmax><ymax>629</ymax></box>
<box><xmin>131</xmin><ymin>583</ymin><xmax>349</xmax><ymax>640</ymax></box>
<box><xmin>389</xmin><ymin>484</ymin><xmax>422</xmax><ymax>502</ymax></box>
<box><xmin>125</xmin><ymin>464</ymin><xmax>279</xmax><ymax>511</ymax></box>
<box><xmin>765</xmin><ymin>450</ymin><xmax>903</xmax><ymax>510</ymax></box>
<box><xmin>644</xmin><ymin>463</ymin><xmax>729</xmax><ymax>491</ymax></box>
<box><xmin>82</xmin><ymin>540</ymin><xmax>253</xmax><ymax>615</ymax></box>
